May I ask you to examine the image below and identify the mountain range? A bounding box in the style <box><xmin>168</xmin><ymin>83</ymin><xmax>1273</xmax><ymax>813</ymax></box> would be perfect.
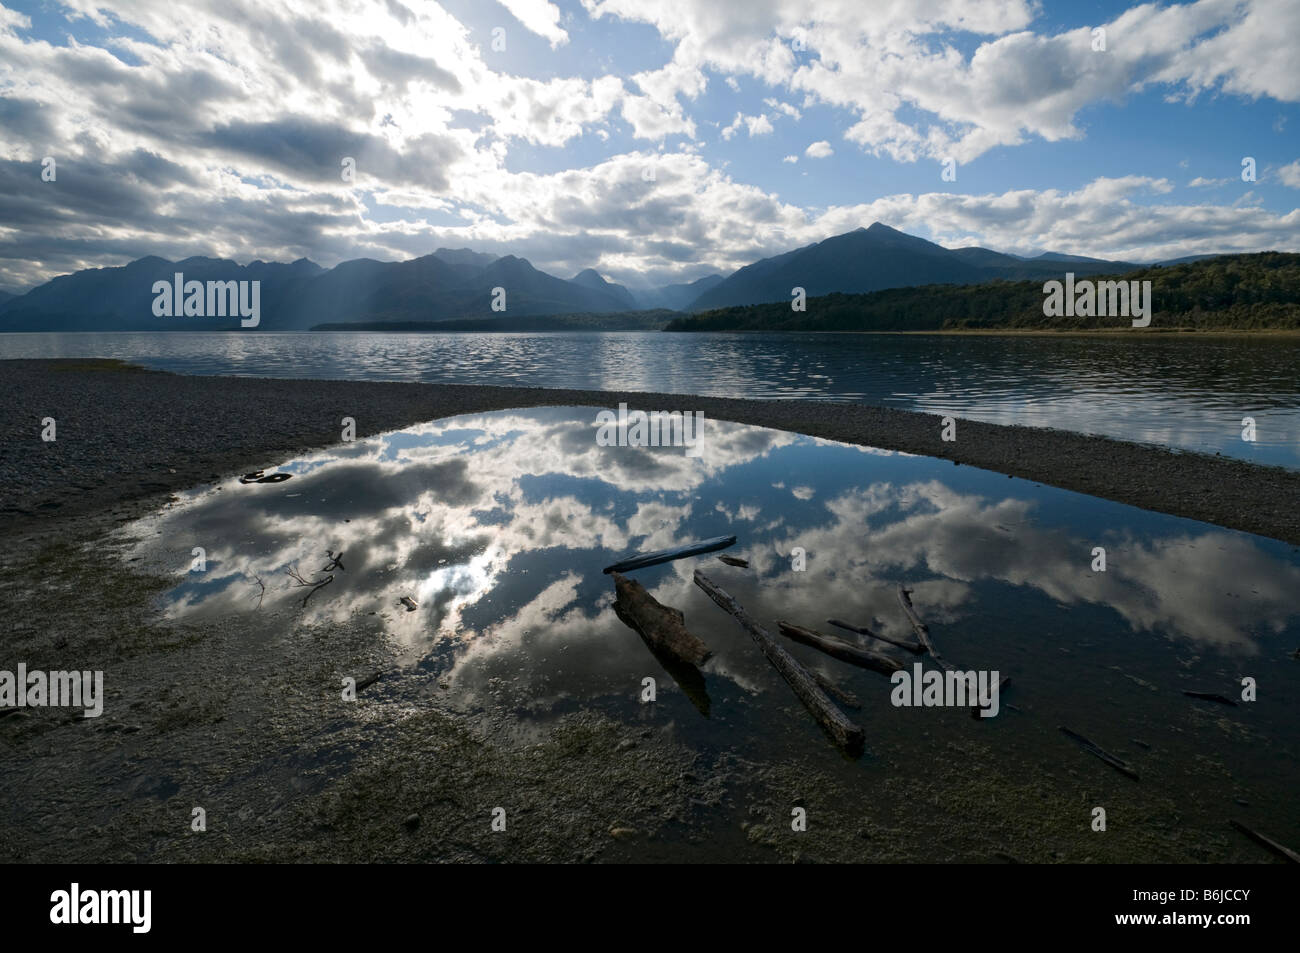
<box><xmin>0</xmin><ymin>224</ymin><xmax>1162</xmax><ymax>331</ymax></box>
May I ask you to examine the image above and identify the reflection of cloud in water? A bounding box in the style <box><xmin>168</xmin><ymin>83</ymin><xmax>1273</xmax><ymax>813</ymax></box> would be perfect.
<box><xmin>760</xmin><ymin>481</ymin><xmax>1300</xmax><ymax>653</ymax></box>
<box><xmin>122</xmin><ymin>406</ymin><xmax>1300</xmax><ymax>705</ymax></box>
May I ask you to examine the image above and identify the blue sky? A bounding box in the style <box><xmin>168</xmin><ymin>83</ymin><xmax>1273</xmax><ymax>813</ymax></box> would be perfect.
<box><xmin>0</xmin><ymin>0</ymin><xmax>1297</xmax><ymax>290</ymax></box>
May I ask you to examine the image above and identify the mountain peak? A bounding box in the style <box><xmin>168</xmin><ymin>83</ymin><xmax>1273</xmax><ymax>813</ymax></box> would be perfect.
<box><xmin>571</xmin><ymin>267</ymin><xmax>610</xmax><ymax>289</ymax></box>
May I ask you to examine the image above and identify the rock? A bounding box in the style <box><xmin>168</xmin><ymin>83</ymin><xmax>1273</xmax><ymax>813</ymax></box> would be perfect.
<box><xmin>609</xmin><ymin>826</ymin><xmax>637</xmax><ymax>840</ymax></box>
<box><xmin>403</xmin><ymin>813</ymin><xmax>420</xmax><ymax>830</ymax></box>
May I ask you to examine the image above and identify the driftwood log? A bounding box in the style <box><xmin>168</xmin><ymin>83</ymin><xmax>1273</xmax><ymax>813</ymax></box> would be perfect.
<box><xmin>1059</xmin><ymin>726</ymin><xmax>1140</xmax><ymax>780</ymax></box>
<box><xmin>694</xmin><ymin>570</ymin><xmax>864</xmax><ymax>754</ymax></box>
<box><xmin>809</xmin><ymin>670</ymin><xmax>861</xmax><ymax>710</ymax></box>
<box><xmin>1230</xmin><ymin>820</ymin><xmax>1300</xmax><ymax>864</ymax></box>
<box><xmin>827</xmin><ymin>618</ymin><xmax>924</xmax><ymax>654</ymax></box>
<box><xmin>612</xmin><ymin>572</ymin><xmax>711</xmax><ymax>666</ymax></box>
<box><xmin>1184</xmin><ymin>690</ymin><xmax>1238</xmax><ymax>706</ymax></box>
<box><xmin>777</xmin><ymin>621</ymin><xmax>903</xmax><ymax>676</ymax></box>
<box><xmin>718</xmin><ymin>554</ymin><xmax>749</xmax><ymax>568</ymax></box>
<box><xmin>604</xmin><ymin>536</ymin><xmax>737</xmax><ymax>574</ymax></box>
<box><xmin>897</xmin><ymin>585</ymin><xmax>948</xmax><ymax>668</ymax></box>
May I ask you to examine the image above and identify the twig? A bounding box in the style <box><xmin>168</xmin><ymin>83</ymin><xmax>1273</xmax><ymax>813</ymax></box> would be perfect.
<box><xmin>249</xmin><ymin>574</ymin><xmax>266</xmax><ymax>610</ymax></box>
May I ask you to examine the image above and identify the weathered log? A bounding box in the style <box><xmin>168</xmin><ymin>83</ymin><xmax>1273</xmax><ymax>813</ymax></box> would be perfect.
<box><xmin>897</xmin><ymin>585</ymin><xmax>948</xmax><ymax>668</ymax></box>
<box><xmin>827</xmin><ymin>618</ymin><xmax>924</xmax><ymax>654</ymax></box>
<box><xmin>777</xmin><ymin>621</ymin><xmax>903</xmax><ymax>675</ymax></box>
<box><xmin>355</xmin><ymin>671</ymin><xmax>382</xmax><ymax>692</ymax></box>
<box><xmin>970</xmin><ymin>675</ymin><xmax>1012</xmax><ymax>719</ymax></box>
<box><xmin>1184</xmin><ymin>690</ymin><xmax>1238</xmax><ymax>706</ymax></box>
<box><xmin>694</xmin><ymin>570</ymin><xmax>863</xmax><ymax>754</ymax></box>
<box><xmin>718</xmin><ymin>554</ymin><xmax>749</xmax><ymax>568</ymax></box>
<box><xmin>1230</xmin><ymin>820</ymin><xmax>1300</xmax><ymax>864</ymax></box>
<box><xmin>612</xmin><ymin>572</ymin><xmax>711</xmax><ymax>666</ymax></box>
<box><xmin>809</xmin><ymin>670</ymin><xmax>861</xmax><ymax>710</ymax></box>
<box><xmin>1059</xmin><ymin>726</ymin><xmax>1140</xmax><ymax>780</ymax></box>
<box><xmin>603</xmin><ymin>535</ymin><xmax>737</xmax><ymax>574</ymax></box>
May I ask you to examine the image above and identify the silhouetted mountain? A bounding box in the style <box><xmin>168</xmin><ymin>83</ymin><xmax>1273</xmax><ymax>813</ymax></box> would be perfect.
<box><xmin>0</xmin><ymin>290</ymin><xmax>14</xmax><ymax>305</ymax></box>
<box><xmin>570</xmin><ymin>268</ymin><xmax>638</xmax><ymax>310</ymax></box>
<box><xmin>631</xmin><ymin>274</ymin><xmax>724</xmax><ymax>310</ymax></box>
<box><xmin>0</xmin><ymin>251</ymin><xmax>642</xmax><ymax>330</ymax></box>
<box><xmin>665</xmin><ymin>253</ymin><xmax>1300</xmax><ymax>332</ymax></box>
<box><xmin>691</xmin><ymin>223</ymin><xmax>1139</xmax><ymax>310</ymax></box>
<box><xmin>431</xmin><ymin>247</ymin><xmax>498</xmax><ymax>269</ymax></box>
<box><xmin>0</xmin><ymin>226</ymin><xmax>1238</xmax><ymax>331</ymax></box>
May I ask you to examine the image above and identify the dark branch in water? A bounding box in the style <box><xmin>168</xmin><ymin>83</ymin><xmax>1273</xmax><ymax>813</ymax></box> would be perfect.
<box><xmin>1183</xmin><ymin>690</ymin><xmax>1237</xmax><ymax>706</ymax></box>
<box><xmin>897</xmin><ymin>585</ymin><xmax>948</xmax><ymax>669</ymax></box>
<box><xmin>322</xmin><ymin>550</ymin><xmax>345</xmax><ymax>573</ymax></box>
<box><xmin>248</xmin><ymin>574</ymin><xmax>266</xmax><ymax>610</ymax></box>
<box><xmin>1059</xmin><ymin>726</ymin><xmax>1140</xmax><ymax>781</ymax></box>
<box><xmin>603</xmin><ymin>536</ymin><xmax>737</xmax><ymax>574</ymax></box>
<box><xmin>285</xmin><ymin>565</ymin><xmax>334</xmax><ymax>607</ymax></box>
<box><xmin>694</xmin><ymin>569</ymin><xmax>863</xmax><ymax>755</ymax></box>
<box><xmin>827</xmin><ymin>618</ymin><xmax>924</xmax><ymax>654</ymax></box>
<box><xmin>1230</xmin><ymin>820</ymin><xmax>1300</xmax><ymax>863</ymax></box>
<box><xmin>777</xmin><ymin>621</ymin><xmax>903</xmax><ymax>676</ymax></box>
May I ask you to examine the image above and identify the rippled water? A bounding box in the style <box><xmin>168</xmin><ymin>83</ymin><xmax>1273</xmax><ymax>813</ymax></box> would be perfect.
<box><xmin>118</xmin><ymin>408</ymin><xmax>1300</xmax><ymax>860</ymax></box>
<box><xmin>6</xmin><ymin>330</ymin><xmax>1298</xmax><ymax>467</ymax></box>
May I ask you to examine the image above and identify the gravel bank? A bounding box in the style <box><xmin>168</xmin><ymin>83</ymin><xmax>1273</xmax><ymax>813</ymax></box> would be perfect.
<box><xmin>2</xmin><ymin>358</ymin><xmax>1298</xmax><ymax>544</ymax></box>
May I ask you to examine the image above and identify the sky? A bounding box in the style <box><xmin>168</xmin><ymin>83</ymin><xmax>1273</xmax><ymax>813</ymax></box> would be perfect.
<box><xmin>0</xmin><ymin>0</ymin><xmax>1298</xmax><ymax>291</ymax></box>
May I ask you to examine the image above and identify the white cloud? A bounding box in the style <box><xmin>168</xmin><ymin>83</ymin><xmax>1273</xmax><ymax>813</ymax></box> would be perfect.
<box><xmin>782</xmin><ymin>155</ymin><xmax>798</xmax><ymax>163</ymax></box>
<box><xmin>586</xmin><ymin>0</ymin><xmax>1300</xmax><ymax>163</ymax></box>
<box><xmin>1279</xmin><ymin>159</ymin><xmax>1300</xmax><ymax>189</ymax></box>
<box><xmin>721</xmin><ymin>112</ymin><xmax>774</xmax><ymax>140</ymax></box>
<box><xmin>495</xmin><ymin>0</ymin><xmax>569</xmax><ymax>47</ymax></box>
<box><xmin>805</xmin><ymin>140</ymin><xmax>833</xmax><ymax>158</ymax></box>
<box><xmin>1188</xmin><ymin>176</ymin><xmax>1230</xmax><ymax>188</ymax></box>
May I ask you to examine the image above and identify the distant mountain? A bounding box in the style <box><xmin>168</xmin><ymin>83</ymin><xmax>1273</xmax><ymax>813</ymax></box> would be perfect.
<box><xmin>0</xmin><ymin>256</ymin><xmax>324</xmax><ymax>331</ymax></box>
<box><xmin>570</xmin><ymin>268</ymin><xmax>637</xmax><ymax>310</ymax></box>
<box><xmin>665</xmin><ymin>252</ymin><xmax>1300</xmax><ymax>332</ymax></box>
<box><xmin>631</xmin><ymin>274</ymin><xmax>724</xmax><ymax>310</ymax></box>
<box><xmin>431</xmin><ymin>247</ymin><xmax>498</xmax><ymax>269</ymax></box>
<box><xmin>0</xmin><ymin>250</ymin><xmax>642</xmax><ymax>330</ymax></box>
<box><xmin>0</xmin><ymin>226</ymin><xmax>1242</xmax><ymax>331</ymax></box>
<box><xmin>690</xmin><ymin>223</ymin><xmax>1140</xmax><ymax>311</ymax></box>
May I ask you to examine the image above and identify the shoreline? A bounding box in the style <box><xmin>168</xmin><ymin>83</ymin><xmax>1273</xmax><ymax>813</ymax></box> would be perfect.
<box><xmin>2</xmin><ymin>358</ymin><xmax>1297</xmax><ymax>546</ymax></box>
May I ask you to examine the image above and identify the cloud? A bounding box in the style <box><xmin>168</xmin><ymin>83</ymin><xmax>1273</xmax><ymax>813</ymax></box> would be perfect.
<box><xmin>721</xmin><ymin>112</ymin><xmax>774</xmax><ymax>140</ymax></box>
<box><xmin>495</xmin><ymin>0</ymin><xmax>569</xmax><ymax>47</ymax></box>
<box><xmin>1279</xmin><ymin>159</ymin><xmax>1300</xmax><ymax>189</ymax></box>
<box><xmin>805</xmin><ymin>140</ymin><xmax>833</xmax><ymax>158</ymax></box>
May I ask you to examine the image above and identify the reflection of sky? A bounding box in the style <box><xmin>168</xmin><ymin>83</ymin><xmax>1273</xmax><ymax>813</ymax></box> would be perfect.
<box><xmin>121</xmin><ymin>407</ymin><xmax>1300</xmax><ymax>723</ymax></box>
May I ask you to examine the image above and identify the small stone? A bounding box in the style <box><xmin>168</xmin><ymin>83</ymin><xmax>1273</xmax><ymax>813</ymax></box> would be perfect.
<box><xmin>403</xmin><ymin>813</ymin><xmax>420</xmax><ymax>830</ymax></box>
<box><xmin>609</xmin><ymin>826</ymin><xmax>637</xmax><ymax>840</ymax></box>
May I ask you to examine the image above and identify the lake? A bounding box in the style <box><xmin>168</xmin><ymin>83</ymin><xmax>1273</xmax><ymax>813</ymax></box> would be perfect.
<box><xmin>4</xmin><ymin>330</ymin><xmax>1298</xmax><ymax>468</ymax></box>
<box><xmin>117</xmin><ymin>407</ymin><xmax>1300</xmax><ymax>861</ymax></box>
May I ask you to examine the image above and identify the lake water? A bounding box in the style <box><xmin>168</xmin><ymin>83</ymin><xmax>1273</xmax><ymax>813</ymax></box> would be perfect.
<box><xmin>119</xmin><ymin>407</ymin><xmax>1300</xmax><ymax>861</ymax></box>
<box><xmin>4</xmin><ymin>330</ymin><xmax>1298</xmax><ymax>468</ymax></box>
